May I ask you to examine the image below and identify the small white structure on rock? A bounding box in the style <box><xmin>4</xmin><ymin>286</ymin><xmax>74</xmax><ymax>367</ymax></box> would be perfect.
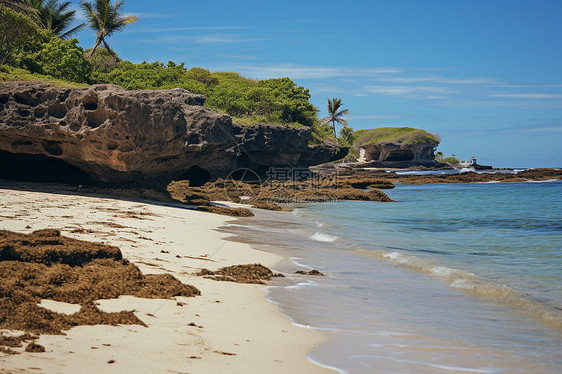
<box><xmin>459</xmin><ymin>156</ymin><xmax>477</xmax><ymax>167</ymax></box>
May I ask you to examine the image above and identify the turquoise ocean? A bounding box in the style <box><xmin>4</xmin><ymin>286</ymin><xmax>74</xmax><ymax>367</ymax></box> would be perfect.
<box><xmin>225</xmin><ymin>178</ymin><xmax>562</xmax><ymax>373</ymax></box>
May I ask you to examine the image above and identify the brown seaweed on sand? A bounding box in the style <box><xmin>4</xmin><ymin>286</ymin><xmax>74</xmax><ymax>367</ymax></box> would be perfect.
<box><xmin>295</xmin><ymin>269</ymin><xmax>325</xmax><ymax>276</ymax></box>
<box><xmin>198</xmin><ymin>264</ymin><xmax>284</xmax><ymax>284</ymax></box>
<box><xmin>0</xmin><ymin>229</ymin><xmax>200</xmax><ymax>353</ymax></box>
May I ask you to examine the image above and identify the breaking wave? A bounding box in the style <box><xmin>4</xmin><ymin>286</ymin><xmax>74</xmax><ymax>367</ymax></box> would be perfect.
<box><xmin>354</xmin><ymin>249</ymin><xmax>562</xmax><ymax>329</ymax></box>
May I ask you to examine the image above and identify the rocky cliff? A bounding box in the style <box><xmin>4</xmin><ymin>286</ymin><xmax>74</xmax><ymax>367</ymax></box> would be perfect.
<box><xmin>0</xmin><ymin>82</ymin><xmax>345</xmax><ymax>185</ymax></box>
<box><xmin>354</xmin><ymin>127</ymin><xmax>439</xmax><ymax>167</ymax></box>
<box><xmin>358</xmin><ymin>142</ymin><xmax>436</xmax><ymax>167</ymax></box>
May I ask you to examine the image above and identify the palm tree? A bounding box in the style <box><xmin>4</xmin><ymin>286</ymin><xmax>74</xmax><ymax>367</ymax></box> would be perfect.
<box><xmin>338</xmin><ymin>126</ymin><xmax>355</xmax><ymax>146</ymax></box>
<box><xmin>321</xmin><ymin>97</ymin><xmax>349</xmax><ymax>139</ymax></box>
<box><xmin>28</xmin><ymin>0</ymin><xmax>85</xmax><ymax>38</ymax></box>
<box><xmin>81</xmin><ymin>0</ymin><xmax>137</xmax><ymax>59</ymax></box>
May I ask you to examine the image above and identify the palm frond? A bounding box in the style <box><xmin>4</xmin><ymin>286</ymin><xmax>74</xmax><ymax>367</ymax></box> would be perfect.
<box><xmin>320</xmin><ymin>117</ymin><xmax>331</xmax><ymax>126</ymax></box>
<box><xmin>59</xmin><ymin>22</ymin><xmax>85</xmax><ymax>38</ymax></box>
<box><xmin>335</xmin><ymin>118</ymin><xmax>348</xmax><ymax>127</ymax></box>
<box><xmin>113</xmin><ymin>0</ymin><xmax>123</xmax><ymax>11</ymax></box>
<box><xmin>332</xmin><ymin>97</ymin><xmax>342</xmax><ymax>110</ymax></box>
<box><xmin>335</xmin><ymin>108</ymin><xmax>349</xmax><ymax>118</ymax></box>
<box><xmin>28</xmin><ymin>0</ymin><xmax>84</xmax><ymax>38</ymax></box>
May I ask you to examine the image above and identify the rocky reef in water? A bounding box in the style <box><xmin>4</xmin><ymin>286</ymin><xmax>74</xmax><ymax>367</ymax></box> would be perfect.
<box><xmin>317</xmin><ymin>168</ymin><xmax>562</xmax><ymax>184</ymax></box>
<box><xmin>167</xmin><ymin>176</ymin><xmax>395</xmax><ymax>215</ymax></box>
<box><xmin>0</xmin><ymin>82</ymin><xmax>346</xmax><ymax>186</ymax></box>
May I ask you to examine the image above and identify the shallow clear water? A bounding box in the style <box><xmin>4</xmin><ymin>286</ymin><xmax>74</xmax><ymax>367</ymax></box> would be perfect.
<box><xmin>226</xmin><ymin>181</ymin><xmax>562</xmax><ymax>373</ymax></box>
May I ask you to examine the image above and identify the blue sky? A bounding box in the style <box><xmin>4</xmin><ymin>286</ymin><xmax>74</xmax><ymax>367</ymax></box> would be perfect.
<box><xmin>72</xmin><ymin>0</ymin><xmax>562</xmax><ymax>167</ymax></box>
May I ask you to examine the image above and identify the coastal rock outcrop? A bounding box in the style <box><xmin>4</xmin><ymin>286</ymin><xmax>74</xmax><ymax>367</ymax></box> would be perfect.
<box><xmin>359</xmin><ymin>142</ymin><xmax>436</xmax><ymax>166</ymax></box>
<box><xmin>354</xmin><ymin>127</ymin><xmax>439</xmax><ymax>168</ymax></box>
<box><xmin>0</xmin><ymin>82</ymin><xmax>344</xmax><ymax>185</ymax></box>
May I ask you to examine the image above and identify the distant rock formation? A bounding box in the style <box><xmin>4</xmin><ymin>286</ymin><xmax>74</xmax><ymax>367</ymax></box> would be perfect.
<box><xmin>0</xmin><ymin>82</ymin><xmax>345</xmax><ymax>185</ymax></box>
<box><xmin>353</xmin><ymin>127</ymin><xmax>439</xmax><ymax>168</ymax></box>
<box><xmin>358</xmin><ymin>142</ymin><xmax>437</xmax><ymax>166</ymax></box>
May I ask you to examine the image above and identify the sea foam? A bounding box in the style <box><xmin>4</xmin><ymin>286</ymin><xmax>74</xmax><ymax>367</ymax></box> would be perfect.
<box><xmin>309</xmin><ymin>232</ymin><xmax>338</xmax><ymax>242</ymax></box>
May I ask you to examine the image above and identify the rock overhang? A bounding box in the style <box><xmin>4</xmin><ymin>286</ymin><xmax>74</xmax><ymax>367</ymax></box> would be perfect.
<box><xmin>0</xmin><ymin>82</ymin><xmax>345</xmax><ymax>185</ymax></box>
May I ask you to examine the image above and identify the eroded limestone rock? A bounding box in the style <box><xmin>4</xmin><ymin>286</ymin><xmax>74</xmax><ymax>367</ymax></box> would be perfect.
<box><xmin>0</xmin><ymin>82</ymin><xmax>344</xmax><ymax>185</ymax></box>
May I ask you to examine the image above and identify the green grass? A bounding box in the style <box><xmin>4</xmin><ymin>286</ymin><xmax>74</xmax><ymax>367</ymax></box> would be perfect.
<box><xmin>228</xmin><ymin>113</ymin><xmax>304</xmax><ymax>128</ymax></box>
<box><xmin>353</xmin><ymin>127</ymin><xmax>439</xmax><ymax>147</ymax></box>
<box><xmin>438</xmin><ymin>156</ymin><xmax>459</xmax><ymax>164</ymax></box>
<box><xmin>0</xmin><ymin>65</ymin><xmax>88</xmax><ymax>87</ymax></box>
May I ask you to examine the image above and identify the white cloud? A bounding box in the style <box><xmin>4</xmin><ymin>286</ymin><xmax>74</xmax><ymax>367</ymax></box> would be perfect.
<box><xmin>438</xmin><ymin>124</ymin><xmax>562</xmax><ymax>135</ymax></box>
<box><xmin>490</xmin><ymin>93</ymin><xmax>562</xmax><ymax>99</ymax></box>
<box><xmin>510</xmin><ymin>125</ymin><xmax>562</xmax><ymax>133</ymax></box>
<box><xmin>126</xmin><ymin>12</ymin><xmax>171</xmax><ymax>19</ymax></box>
<box><xmin>496</xmin><ymin>83</ymin><xmax>562</xmax><ymax>88</ymax></box>
<box><xmin>140</xmin><ymin>26</ymin><xmax>250</xmax><ymax>33</ymax></box>
<box><xmin>363</xmin><ymin>85</ymin><xmax>456</xmax><ymax>96</ymax></box>
<box><xmin>218</xmin><ymin>54</ymin><xmax>257</xmax><ymax>61</ymax></box>
<box><xmin>291</xmin><ymin>19</ymin><xmax>320</xmax><ymax>23</ymax></box>
<box><xmin>389</xmin><ymin>76</ymin><xmax>500</xmax><ymax>85</ymax></box>
<box><xmin>227</xmin><ymin>64</ymin><xmax>401</xmax><ymax>80</ymax></box>
<box><xmin>151</xmin><ymin>34</ymin><xmax>267</xmax><ymax>44</ymax></box>
<box><xmin>434</xmin><ymin>99</ymin><xmax>562</xmax><ymax>109</ymax></box>
<box><xmin>349</xmin><ymin>114</ymin><xmax>400</xmax><ymax>120</ymax></box>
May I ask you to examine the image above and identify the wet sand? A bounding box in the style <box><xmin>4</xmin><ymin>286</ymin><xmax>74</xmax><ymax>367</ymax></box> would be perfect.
<box><xmin>0</xmin><ymin>181</ymin><xmax>331</xmax><ymax>373</ymax></box>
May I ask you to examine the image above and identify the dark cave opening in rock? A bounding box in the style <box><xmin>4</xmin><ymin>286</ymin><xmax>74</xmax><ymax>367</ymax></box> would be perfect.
<box><xmin>385</xmin><ymin>149</ymin><xmax>415</xmax><ymax>162</ymax></box>
<box><xmin>365</xmin><ymin>147</ymin><xmax>381</xmax><ymax>161</ymax></box>
<box><xmin>0</xmin><ymin>150</ymin><xmax>91</xmax><ymax>185</ymax></box>
<box><xmin>178</xmin><ymin>165</ymin><xmax>211</xmax><ymax>187</ymax></box>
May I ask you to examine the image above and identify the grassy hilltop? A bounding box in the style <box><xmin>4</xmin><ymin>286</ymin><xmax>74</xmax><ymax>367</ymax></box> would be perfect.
<box><xmin>353</xmin><ymin>127</ymin><xmax>440</xmax><ymax>147</ymax></box>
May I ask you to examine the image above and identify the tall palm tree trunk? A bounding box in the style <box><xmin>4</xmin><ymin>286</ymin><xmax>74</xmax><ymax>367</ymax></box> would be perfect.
<box><xmin>102</xmin><ymin>40</ymin><xmax>117</xmax><ymax>57</ymax></box>
<box><xmin>87</xmin><ymin>37</ymin><xmax>102</xmax><ymax>59</ymax></box>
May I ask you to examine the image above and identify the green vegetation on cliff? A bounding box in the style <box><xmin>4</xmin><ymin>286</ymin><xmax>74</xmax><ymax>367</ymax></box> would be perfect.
<box><xmin>438</xmin><ymin>156</ymin><xmax>460</xmax><ymax>164</ymax></box>
<box><xmin>435</xmin><ymin>151</ymin><xmax>460</xmax><ymax>164</ymax></box>
<box><xmin>93</xmin><ymin>61</ymin><xmax>317</xmax><ymax>127</ymax></box>
<box><xmin>0</xmin><ymin>65</ymin><xmax>87</xmax><ymax>87</ymax></box>
<box><xmin>353</xmin><ymin>127</ymin><xmax>440</xmax><ymax>147</ymax></box>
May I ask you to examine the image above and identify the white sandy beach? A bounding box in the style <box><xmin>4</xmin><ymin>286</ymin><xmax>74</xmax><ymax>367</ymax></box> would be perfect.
<box><xmin>0</xmin><ymin>182</ymin><xmax>331</xmax><ymax>373</ymax></box>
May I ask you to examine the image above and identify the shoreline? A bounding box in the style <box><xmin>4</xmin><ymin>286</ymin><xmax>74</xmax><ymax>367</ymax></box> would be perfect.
<box><xmin>218</xmin><ymin>185</ymin><xmax>562</xmax><ymax>373</ymax></box>
<box><xmin>0</xmin><ymin>181</ymin><xmax>333</xmax><ymax>373</ymax></box>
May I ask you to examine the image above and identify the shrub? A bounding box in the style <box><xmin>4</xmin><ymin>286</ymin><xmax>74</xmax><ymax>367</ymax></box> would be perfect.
<box><xmin>310</xmin><ymin>119</ymin><xmax>335</xmax><ymax>144</ymax></box>
<box><xmin>94</xmin><ymin>60</ymin><xmax>204</xmax><ymax>91</ymax></box>
<box><xmin>15</xmin><ymin>33</ymin><xmax>92</xmax><ymax>83</ymax></box>
<box><xmin>338</xmin><ymin>126</ymin><xmax>355</xmax><ymax>146</ymax></box>
<box><xmin>86</xmin><ymin>47</ymin><xmax>121</xmax><ymax>74</ymax></box>
<box><xmin>0</xmin><ymin>6</ymin><xmax>38</xmax><ymax>65</ymax></box>
<box><xmin>439</xmin><ymin>156</ymin><xmax>460</xmax><ymax>164</ymax></box>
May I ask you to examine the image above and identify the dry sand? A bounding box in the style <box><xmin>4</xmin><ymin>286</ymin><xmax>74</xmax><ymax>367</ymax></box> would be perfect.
<box><xmin>0</xmin><ymin>182</ymin><xmax>332</xmax><ymax>373</ymax></box>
